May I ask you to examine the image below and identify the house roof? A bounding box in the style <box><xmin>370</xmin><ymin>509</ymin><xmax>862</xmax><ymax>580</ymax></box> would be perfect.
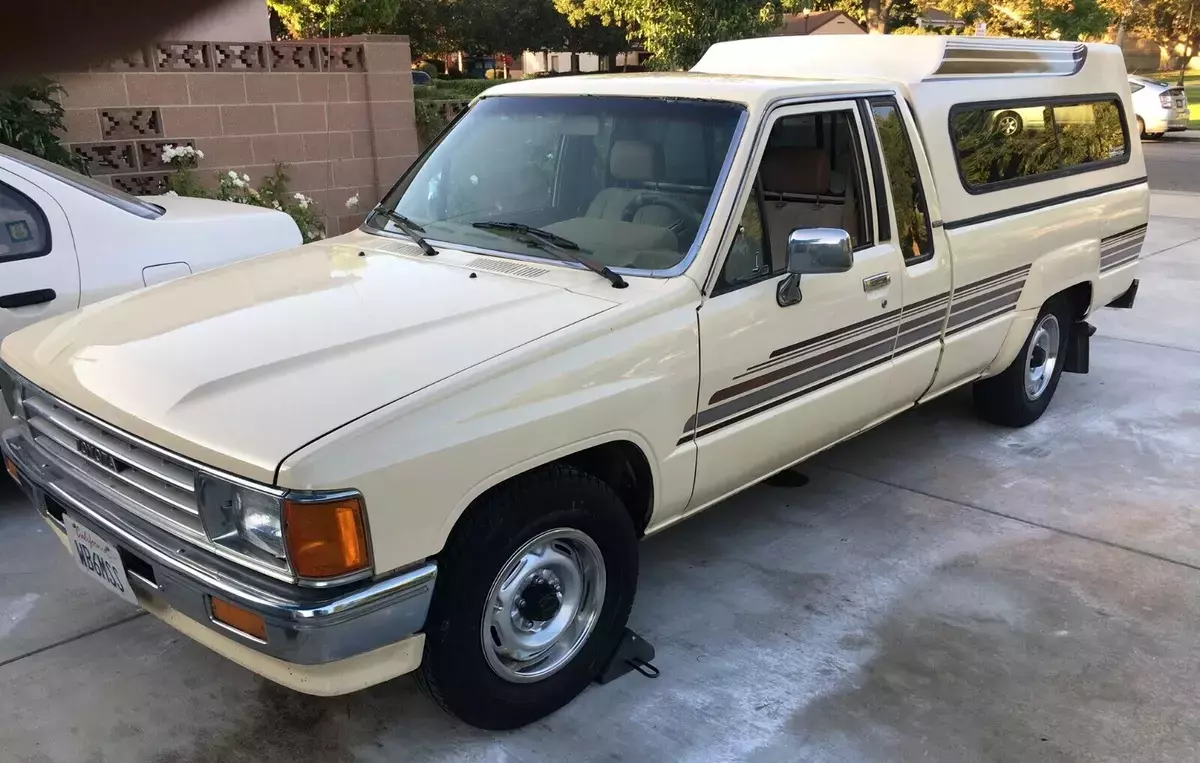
<box><xmin>775</xmin><ymin>10</ymin><xmax>863</xmax><ymax>36</ymax></box>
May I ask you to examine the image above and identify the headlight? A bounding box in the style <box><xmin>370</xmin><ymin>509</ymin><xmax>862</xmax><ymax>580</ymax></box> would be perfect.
<box><xmin>197</xmin><ymin>474</ymin><xmax>371</xmax><ymax>581</ymax></box>
<box><xmin>197</xmin><ymin>474</ymin><xmax>286</xmax><ymax>560</ymax></box>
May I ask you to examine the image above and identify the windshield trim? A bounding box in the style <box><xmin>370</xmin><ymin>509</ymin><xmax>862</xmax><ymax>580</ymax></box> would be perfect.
<box><xmin>361</xmin><ymin>95</ymin><xmax>750</xmax><ymax>279</ymax></box>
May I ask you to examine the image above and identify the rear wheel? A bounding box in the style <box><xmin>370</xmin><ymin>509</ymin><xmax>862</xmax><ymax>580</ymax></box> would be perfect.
<box><xmin>417</xmin><ymin>465</ymin><xmax>638</xmax><ymax>730</ymax></box>
<box><xmin>973</xmin><ymin>297</ymin><xmax>1071</xmax><ymax>427</ymax></box>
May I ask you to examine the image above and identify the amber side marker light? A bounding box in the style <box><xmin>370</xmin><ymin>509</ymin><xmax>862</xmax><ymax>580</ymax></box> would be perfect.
<box><xmin>284</xmin><ymin>495</ymin><xmax>371</xmax><ymax>579</ymax></box>
<box><xmin>211</xmin><ymin>597</ymin><xmax>268</xmax><ymax>641</ymax></box>
<box><xmin>4</xmin><ymin>454</ymin><xmax>19</xmax><ymax>485</ymax></box>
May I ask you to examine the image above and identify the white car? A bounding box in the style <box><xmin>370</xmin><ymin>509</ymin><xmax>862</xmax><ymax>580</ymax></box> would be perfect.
<box><xmin>0</xmin><ymin>144</ymin><xmax>301</xmax><ymax>418</ymax></box>
<box><xmin>1129</xmin><ymin>75</ymin><xmax>1190</xmax><ymax>137</ymax></box>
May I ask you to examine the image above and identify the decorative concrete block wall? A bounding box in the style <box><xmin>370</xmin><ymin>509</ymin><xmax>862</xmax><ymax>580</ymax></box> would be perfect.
<box><xmin>56</xmin><ymin>36</ymin><xmax>417</xmax><ymax>235</ymax></box>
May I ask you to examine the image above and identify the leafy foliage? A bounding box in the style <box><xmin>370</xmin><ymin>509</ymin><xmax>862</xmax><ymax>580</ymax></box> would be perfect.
<box><xmin>555</xmin><ymin>0</ymin><xmax>799</xmax><ymax>70</ymax></box>
<box><xmin>0</xmin><ymin>79</ymin><xmax>86</xmax><ymax>172</ymax></box>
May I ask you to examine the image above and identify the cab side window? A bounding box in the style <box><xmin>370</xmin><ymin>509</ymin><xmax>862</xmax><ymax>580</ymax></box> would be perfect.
<box><xmin>717</xmin><ymin>109</ymin><xmax>870</xmax><ymax>292</ymax></box>
<box><xmin>0</xmin><ymin>182</ymin><xmax>50</xmax><ymax>263</ymax></box>
<box><xmin>869</xmin><ymin>99</ymin><xmax>932</xmax><ymax>264</ymax></box>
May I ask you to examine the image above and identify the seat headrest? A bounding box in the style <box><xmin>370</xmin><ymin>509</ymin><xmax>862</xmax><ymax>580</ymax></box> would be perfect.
<box><xmin>610</xmin><ymin>140</ymin><xmax>657</xmax><ymax>182</ymax></box>
<box><xmin>760</xmin><ymin>147</ymin><xmax>831</xmax><ymax>195</ymax></box>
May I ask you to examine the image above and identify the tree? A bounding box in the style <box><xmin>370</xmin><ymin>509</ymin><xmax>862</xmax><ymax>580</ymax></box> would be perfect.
<box><xmin>1128</xmin><ymin>0</ymin><xmax>1199</xmax><ymax>72</ymax></box>
<box><xmin>555</xmin><ymin>0</ymin><xmax>801</xmax><ymax>70</ymax></box>
<box><xmin>914</xmin><ymin>0</ymin><xmax>1112</xmax><ymax>39</ymax></box>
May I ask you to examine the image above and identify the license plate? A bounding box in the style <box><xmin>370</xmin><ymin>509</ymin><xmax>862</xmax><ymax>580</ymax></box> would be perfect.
<box><xmin>64</xmin><ymin>514</ymin><xmax>139</xmax><ymax>606</ymax></box>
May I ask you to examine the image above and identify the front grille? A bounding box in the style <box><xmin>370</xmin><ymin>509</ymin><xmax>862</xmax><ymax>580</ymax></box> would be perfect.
<box><xmin>22</xmin><ymin>391</ymin><xmax>205</xmax><ymax>540</ymax></box>
<box><xmin>15</xmin><ymin>383</ymin><xmax>293</xmax><ymax>581</ymax></box>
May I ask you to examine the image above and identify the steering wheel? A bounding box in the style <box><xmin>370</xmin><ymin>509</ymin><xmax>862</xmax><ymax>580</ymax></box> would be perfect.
<box><xmin>621</xmin><ymin>192</ymin><xmax>703</xmax><ymax>251</ymax></box>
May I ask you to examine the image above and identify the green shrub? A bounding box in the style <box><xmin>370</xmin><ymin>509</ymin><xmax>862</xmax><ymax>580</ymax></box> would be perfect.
<box><xmin>0</xmin><ymin>78</ymin><xmax>87</xmax><ymax>172</ymax></box>
<box><xmin>414</xmin><ymin>100</ymin><xmax>471</xmax><ymax>149</ymax></box>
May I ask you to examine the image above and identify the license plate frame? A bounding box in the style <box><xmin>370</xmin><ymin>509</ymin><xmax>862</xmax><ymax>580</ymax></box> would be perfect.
<box><xmin>64</xmin><ymin>513</ymin><xmax>140</xmax><ymax>606</ymax></box>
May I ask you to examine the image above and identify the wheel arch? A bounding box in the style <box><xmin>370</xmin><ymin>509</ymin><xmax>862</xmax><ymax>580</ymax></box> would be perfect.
<box><xmin>436</xmin><ymin>432</ymin><xmax>659</xmax><ymax>553</ymax></box>
<box><xmin>983</xmin><ymin>278</ymin><xmax>1093</xmax><ymax>377</ymax></box>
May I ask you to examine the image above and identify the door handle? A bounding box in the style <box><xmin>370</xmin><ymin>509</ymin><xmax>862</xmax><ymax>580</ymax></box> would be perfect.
<box><xmin>862</xmin><ymin>273</ymin><xmax>891</xmax><ymax>292</ymax></box>
<box><xmin>0</xmin><ymin>289</ymin><xmax>56</xmax><ymax>308</ymax></box>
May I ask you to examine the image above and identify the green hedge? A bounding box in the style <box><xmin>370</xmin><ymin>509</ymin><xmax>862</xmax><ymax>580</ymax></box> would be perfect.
<box><xmin>413</xmin><ymin>79</ymin><xmax>498</xmax><ymax>101</ymax></box>
<box><xmin>415</xmin><ymin>99</ymin><xmax>472</xmax><ymax>149</ymax></box>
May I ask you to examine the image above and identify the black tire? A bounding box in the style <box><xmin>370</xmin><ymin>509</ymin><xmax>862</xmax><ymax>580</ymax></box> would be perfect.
<box><xmin>1137</xmin><ymin>116</ymin><xmax>1146</xmax><ymax>139</ymax></box>
<box><xmin>416</xmin><ymin>464</ymin><xmax>638</xmax><ymax>730</ymax></box>
<box><xmin>973</xmin><ymin>296</ymin><xmax>1072</xmax><ymax>428</ymax></box>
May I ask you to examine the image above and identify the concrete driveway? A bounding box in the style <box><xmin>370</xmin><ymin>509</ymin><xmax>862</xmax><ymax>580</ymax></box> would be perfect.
<box><xmin>3</xmin><ymin>195</ymin><xmax>1200</xmax><ymax>762</ymax></box>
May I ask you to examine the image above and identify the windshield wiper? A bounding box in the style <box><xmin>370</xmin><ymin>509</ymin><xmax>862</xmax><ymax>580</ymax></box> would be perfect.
<box><xmin>472</xmin><ymin>221</ymin><xmax>627</xmax><ymax>289</ymax></box>
<box><xmin>373</xmin><ymin>208</ymin><xmax>438</xmax><ymax>256</ymax></box>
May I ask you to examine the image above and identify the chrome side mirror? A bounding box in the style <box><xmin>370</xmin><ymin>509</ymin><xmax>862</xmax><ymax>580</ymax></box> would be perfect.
<box><xmin>777</xmin><ymin>228</ymin><xmax>854</xmax><ymax>307</ymax></box>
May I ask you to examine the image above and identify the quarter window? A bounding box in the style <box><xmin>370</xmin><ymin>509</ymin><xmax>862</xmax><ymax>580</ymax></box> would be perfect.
<box><xmin>0</xmin><ymin>182</ymin><xmax>50</xmax><ymax>262</ymax></box>
<box><xmin>950</xmin><ymin>97</ymin><xmax>1128</xmax><ymax>192</ymax></box>
<box><xmin>869</xmin><ymin>99</ymin><xmax>933</xmax><ymax>264</ymax></box>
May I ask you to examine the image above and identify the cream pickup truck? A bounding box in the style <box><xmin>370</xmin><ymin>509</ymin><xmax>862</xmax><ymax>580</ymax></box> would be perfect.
<box><xmin>1</xmin><ymin>36</ymin><xmax>1146</xmax><ymax>729</ymax></box>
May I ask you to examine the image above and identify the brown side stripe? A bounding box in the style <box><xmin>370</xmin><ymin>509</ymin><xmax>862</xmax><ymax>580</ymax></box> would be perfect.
<box><xmin>680</xmin><ymin>264</ymin><xmax>1032</xmax><ymax>441</ymax></box>
<box><xmin>713</xmin><ymin>322</ymin><xmax>898</xmax><ymax>404</ymax></box>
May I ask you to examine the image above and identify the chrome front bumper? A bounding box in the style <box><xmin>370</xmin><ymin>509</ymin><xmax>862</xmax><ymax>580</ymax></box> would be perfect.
<box><xmin>2</xmin><ymin>427</ymin><xmax>436</xmax><ymax>666</ymax></box>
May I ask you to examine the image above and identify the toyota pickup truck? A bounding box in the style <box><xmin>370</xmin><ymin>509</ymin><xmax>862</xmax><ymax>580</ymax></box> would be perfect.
<box><xmin>1</xmin><ymin>35</ymin><xmax>1146</xmax><ymax>730</ymax></box>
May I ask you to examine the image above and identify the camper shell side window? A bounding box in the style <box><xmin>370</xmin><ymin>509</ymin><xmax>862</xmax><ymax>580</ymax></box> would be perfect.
<box><xmin>948</xmin><ymin>94</ymin><xmax>1131</xmax><ymax>194</ymax></box>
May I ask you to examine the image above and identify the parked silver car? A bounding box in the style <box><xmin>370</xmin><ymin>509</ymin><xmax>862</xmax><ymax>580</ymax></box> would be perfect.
<box><xmin>1129</xmin><ymin>75</ymin><xmax>1190</xmax><ymax>137</ymax></box>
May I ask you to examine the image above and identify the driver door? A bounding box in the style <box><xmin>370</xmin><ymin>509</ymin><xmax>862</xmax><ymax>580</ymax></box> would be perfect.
<box><xmin>686</xmin><ymin>100</ymin><xmax>913</xmax><ymax>508</ymax></box>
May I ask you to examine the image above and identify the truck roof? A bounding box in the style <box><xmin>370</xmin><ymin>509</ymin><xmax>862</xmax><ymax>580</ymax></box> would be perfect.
<box><xmin>483</xmin><ymin>72</ymin><xmax>886</xmax><ymax>108</ymax></box>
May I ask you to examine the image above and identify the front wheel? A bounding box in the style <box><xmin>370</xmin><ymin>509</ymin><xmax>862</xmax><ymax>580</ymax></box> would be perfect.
<box><xmin>417</xmin><ymin>465</ymin><xmax>638</xmax><ymax>729</ymax></box>
<box><xmin>973</xmin><ymin>297</ymin><xmax>1071</xmax><ymax>427</ymax></box>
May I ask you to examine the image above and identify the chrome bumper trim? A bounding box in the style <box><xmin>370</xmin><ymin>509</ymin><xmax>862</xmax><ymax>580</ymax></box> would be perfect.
<box><xmin>2</xmin><ymin>427</ymin><xmax>436</xmax><ymax>665</ymax></box>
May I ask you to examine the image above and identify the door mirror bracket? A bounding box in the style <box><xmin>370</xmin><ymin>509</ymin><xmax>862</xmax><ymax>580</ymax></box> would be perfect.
<box><xmin>777</xmin><ymin>227</ymin><xmax>855</xmax><ymax>308</ymax></box>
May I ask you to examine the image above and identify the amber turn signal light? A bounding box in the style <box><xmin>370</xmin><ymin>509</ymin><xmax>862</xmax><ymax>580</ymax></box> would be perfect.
<box><xmin>4</xmin><ymin>454</ymin><xmax>19</xmax><ymax>485</ymax></box>
<box><xmin>211</xmin><ymin>596</ymin><xmax>268</xmax><ymax>641</ymax></box>
<box><xmin>284</xmin><ymin>495</ymin><xmax>370</xmax><ymax>579</ymax></box>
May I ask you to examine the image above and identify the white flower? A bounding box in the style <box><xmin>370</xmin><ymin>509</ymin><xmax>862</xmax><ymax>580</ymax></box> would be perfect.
<box><xmin>227</xmin><ymin>170</ymin><xmax>239</xmax><ymax>179</ymax></box>
<box><xmin>344</xmin><ymin>194</ymin><xmax>359</xmax><ymax>211</ymax></box>
<box><xmin>232</xmin><ymin>178</ymin><xmax>246</xmax><ymax>188</ymax></box>
<box><xmin>272</xmin><ymin>201</ymin><xmax>281</xmax><ymax>210</ymax></box>
<box><xmin>248</xmin><ymin>187</ymin><xmax>260</xmax><ymax>198</ymax></box>
<box><xmin>164</xmin><ymin>190</ymin><xmax>179</xmax><ymax>196</ymax></box>
<box><xmin>194</xmin><ymin>149</ymin><xmax>205</xmax><ymax>159</ymax></box>
<box><xmin>243</xmin><ymin>173</ymin><xmax>251</xmax><ymax>182</ymax></box>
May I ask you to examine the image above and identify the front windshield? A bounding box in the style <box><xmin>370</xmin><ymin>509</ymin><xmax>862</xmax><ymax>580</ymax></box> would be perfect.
<box><xmin>369</xmin><ymin>95</ymin><xmax>745</xmax><ymax>273</ymax></box>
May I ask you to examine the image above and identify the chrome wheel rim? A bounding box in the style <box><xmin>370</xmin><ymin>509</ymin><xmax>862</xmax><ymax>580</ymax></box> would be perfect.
<box><xmin>1024</xmin><ymin>313</ymin><xmax>1060</xmax><ymax>401</ymax></box>
<box><xmin>481</xmin><ymin>528</ymin><xmax>606</xmax><ymax>684</ymax></box>
<box><xmin>998</xmin><ymin>115</ymin><xmax>1020</xmax><ymax>136</ymax></box>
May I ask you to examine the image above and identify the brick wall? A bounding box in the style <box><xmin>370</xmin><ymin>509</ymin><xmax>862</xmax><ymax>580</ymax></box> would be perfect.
<box><xmin>56</xmin><ymin>36</ymin><xmax>417</xmax><ymax>235</ymax></box>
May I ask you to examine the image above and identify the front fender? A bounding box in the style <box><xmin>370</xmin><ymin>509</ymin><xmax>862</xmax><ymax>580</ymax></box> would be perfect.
<box><xmin>275</xmin><ymin>287</ymin><xmax>702</xmax><ymax>573</ymax></box>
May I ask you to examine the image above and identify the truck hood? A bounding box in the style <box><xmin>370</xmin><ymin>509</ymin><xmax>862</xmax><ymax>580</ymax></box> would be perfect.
<box><xmin>1</xmin><ymin>241</ymin><xmax>616</xmax><ymax>483</ymax></box>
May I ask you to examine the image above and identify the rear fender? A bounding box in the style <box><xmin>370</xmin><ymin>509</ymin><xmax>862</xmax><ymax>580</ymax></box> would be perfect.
<box><xmin>983</xmin><ymin>240</ymin><xmax>1095</xmax><ymax>377</ymax></box>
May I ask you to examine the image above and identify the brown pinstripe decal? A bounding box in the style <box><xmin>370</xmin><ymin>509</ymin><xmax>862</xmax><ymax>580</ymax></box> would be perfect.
<box><xmin>680</xmin><ymin>263</ymin><xmax>1036</xmax><ymax>442</ymax></box>
<box><xmin>1099</xmin><ymin>224</ymin><xmax>1145</xmax><ymax>272</ymax></box>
